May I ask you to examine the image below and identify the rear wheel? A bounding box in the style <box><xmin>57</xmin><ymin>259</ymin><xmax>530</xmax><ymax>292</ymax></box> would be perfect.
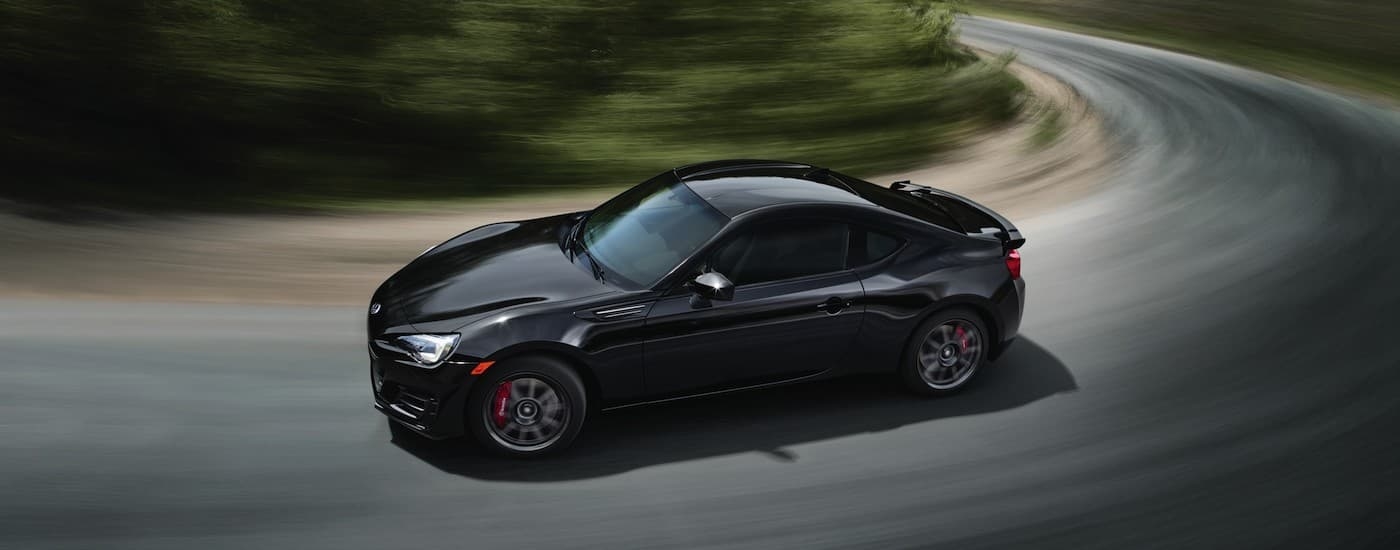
<box><xmin>467</xmin><ymin>356</ymin><xmax>586</xmax><ymax>458</ymax></box>
<box><xmin>900</xmin><ymin>308</ymin><xmax>989</xmax><ymax>395</ymax></box>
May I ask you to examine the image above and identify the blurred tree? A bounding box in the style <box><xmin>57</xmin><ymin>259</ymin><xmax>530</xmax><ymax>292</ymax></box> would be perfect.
<box><xmin>0</xmin><ymin>0</ymin><xmax>1019</xmax><ymax>209</ymax></box>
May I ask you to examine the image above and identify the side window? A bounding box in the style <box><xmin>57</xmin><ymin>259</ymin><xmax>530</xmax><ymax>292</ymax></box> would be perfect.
<box><xmin>849</xmin><ymin>227</ymin><xmax>904</xmax><ymax>267</ymax></box>
<box><xmin>711</xmin><ymin>221</ymin><xmax>849</xmax><ymax>286</ymax></box>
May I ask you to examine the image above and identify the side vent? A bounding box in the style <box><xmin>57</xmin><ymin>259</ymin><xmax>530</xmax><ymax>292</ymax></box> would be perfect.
<box><xmin>578</xmin><ymin>303</ymin><xmax>650</xmax><ymax>321</ymax></box>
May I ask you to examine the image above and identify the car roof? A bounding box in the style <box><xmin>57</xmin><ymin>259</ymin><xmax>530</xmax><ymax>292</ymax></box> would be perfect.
<box><xmin>674</xmin><ymin>160</ymin><xmax>875</xmax><ymax>217</ymax></box>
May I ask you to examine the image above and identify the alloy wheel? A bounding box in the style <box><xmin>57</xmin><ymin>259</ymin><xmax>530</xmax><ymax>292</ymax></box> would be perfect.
<box><xmin>917</xmin><ymin>319</ymin><xmax>983</xmax><ymax>390</ymax></box>
<box><xmin>483</xmin><ymin>376</ymin><xmax>571</xmax><ymax>452</ymax></box>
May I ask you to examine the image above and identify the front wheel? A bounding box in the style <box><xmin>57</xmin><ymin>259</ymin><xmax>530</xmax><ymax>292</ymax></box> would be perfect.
<box><xmin>900</xmin><ymin>308</ymin><xmax>989</xmax><ymax>395</ymax></box>
<box><xmin>466</xmin><ymin>356</ymin><xmax>587</xmax><ymax>458</ymax></box>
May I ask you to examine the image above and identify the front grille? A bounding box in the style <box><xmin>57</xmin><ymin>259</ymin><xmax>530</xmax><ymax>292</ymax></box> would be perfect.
<box><xmin>397</xmin><ymin>389</ymin><xmax>432</xmax><ymax>413</ymax></box>
<box><xmin>381</xmin><ymin>383</ymin><xmax>439</xmax><ymax>422</ymax></box>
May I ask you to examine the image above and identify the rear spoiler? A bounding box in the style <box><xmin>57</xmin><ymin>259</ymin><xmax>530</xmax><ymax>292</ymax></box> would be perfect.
<box><xmin>891</xmin><ymin>180</ymin><xmax>1025</xmax><ymax>250</ymax></box>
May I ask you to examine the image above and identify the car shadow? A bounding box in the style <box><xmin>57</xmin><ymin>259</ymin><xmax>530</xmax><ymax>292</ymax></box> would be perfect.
<box><xmin>390</xmin><ymin>337</ymin><xmax>1076</xmax><ymax>481</ymax></box>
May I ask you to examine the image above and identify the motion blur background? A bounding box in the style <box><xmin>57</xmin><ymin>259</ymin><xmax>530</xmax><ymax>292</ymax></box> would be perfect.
<box><xmin>1</xmin><ymin>0</ymin><xmax>1020</xmax><ymax>208</ymax></box>
<box><xmin>974</xmin><ymin>0</ymin><xmax>1400</xmax><ymax>97</ymax></box>
<box><xmin>4</xmin><ymin>1</ymin><xmax>1400</xmax><ymax>548</ymax></box>
<box><xmin>3</xmin><ymin>0</ymin><xmax>1395</xmax><ymax>209</ymax></box>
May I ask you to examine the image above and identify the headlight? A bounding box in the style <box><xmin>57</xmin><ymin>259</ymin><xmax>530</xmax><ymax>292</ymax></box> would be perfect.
<box><xmin>394</xmin><ymin>334</ymin><xmax>461</xmax><ymax>367</ymax></box>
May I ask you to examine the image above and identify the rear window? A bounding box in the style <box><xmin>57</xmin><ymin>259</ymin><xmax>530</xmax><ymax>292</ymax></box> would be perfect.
<box><xmin>834</xmin><ymin>175</ymin><xmax>963</xmax><ymax>232</ymax></box>
<box><xmin>928</xmin><ymin>197</ymin><xmax>999</xmax><ymax>232</ymax></box>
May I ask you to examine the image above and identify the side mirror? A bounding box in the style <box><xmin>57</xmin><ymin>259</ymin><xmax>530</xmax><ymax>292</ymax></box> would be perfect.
<box><xmin>687</xmin><ymin>271</ymin><xmax>735</xmax><ymax>301</ymax></box>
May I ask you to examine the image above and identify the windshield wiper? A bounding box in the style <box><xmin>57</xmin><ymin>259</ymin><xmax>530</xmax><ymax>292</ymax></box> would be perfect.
<box><xmin>585</xmin><ymin>252</ymin><xmax>606</xmax><ymax>282</ymax></box>
<box><xmin>566</xmin><ymin>213</ymin><xmax>604</xmax><ymax>282</ymax></box>
<box><xmin>566</xmin><ymin>214</ymin><xmax>587</xmax><ymax>258</ymax></box>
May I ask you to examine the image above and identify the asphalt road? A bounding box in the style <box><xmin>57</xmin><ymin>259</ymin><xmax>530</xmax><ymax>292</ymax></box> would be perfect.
<box><xmin>5</xmin><ymin>17</ymin><xmax>1400</xmax><ymax>549</ymax></box>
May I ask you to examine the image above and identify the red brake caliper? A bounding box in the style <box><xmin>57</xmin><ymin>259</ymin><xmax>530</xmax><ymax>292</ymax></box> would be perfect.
<box><xmin>955</xmin><ymin>326</ymin><xmax>968</xmax><ymax>352</ymax></box>
<box><xmin>492</xmin><ymin>382</ymin><xmax>512</xmax><ymax>428</ymax></box>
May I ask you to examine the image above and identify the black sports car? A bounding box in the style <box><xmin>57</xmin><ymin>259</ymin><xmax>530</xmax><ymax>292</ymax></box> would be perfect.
<box><xmin>369</xmin><ymin>160</ymin><xmax>1025</xmax><ymax>457</ymax></box>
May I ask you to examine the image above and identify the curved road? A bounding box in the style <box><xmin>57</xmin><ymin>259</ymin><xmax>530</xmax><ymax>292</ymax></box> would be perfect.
<box><xmin>5</xmin><ymin>18</ymin><xmax>1400</xmax><ymax>549</ymax></box>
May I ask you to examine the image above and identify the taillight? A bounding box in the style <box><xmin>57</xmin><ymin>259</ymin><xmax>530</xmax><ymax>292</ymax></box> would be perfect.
<box><xmin>1006</xmin><ymin>249</ymin><xmax>1021</xmax><ymax>279</ymax></box>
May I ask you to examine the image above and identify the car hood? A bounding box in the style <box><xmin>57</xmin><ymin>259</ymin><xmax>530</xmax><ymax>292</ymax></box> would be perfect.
<box><xmin>373</xmin><ymin>213</ymin><xmax>609</xmax><ymax>333</ymax></box>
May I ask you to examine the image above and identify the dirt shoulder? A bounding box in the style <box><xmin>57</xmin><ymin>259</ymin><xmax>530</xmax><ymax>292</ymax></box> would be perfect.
<box><xmin>874</xmin><ymin>59</ymin><xmax>1113</xmax><ymax>222</ymax></box>
<box><xmin>0</xmin><ymin>59</ymin><xmax>1114</xmax><ymax>306</ymax></box>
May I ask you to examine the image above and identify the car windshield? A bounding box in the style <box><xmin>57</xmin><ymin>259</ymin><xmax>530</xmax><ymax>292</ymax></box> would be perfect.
<box><xmin>580</xmin><ymin>174</ymin><xmax>728</xmax><ymax>288</ymax></box>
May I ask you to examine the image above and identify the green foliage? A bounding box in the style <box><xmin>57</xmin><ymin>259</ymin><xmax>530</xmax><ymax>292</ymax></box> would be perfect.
<box><xmin>0</xmin><ymin>0</ymin><xmax>1020</xmax><ymax>209</ymax></box>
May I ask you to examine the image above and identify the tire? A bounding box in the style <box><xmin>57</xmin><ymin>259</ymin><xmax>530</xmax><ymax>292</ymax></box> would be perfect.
<box><xmin>899</xmin><ymin>308</ymin><xmax>990</xmax><ymax>396</ymax></box>
<box><xmin>466</xmin><ymin>355</ymin><xmax>587</xmax><ymax>458</ymax></box>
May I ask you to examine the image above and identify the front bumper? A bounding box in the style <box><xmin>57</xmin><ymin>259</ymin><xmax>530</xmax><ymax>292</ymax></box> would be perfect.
<box><xmin>370</xmin><ymin>346</ymin><xmax>481</xmax><ymax>440</ymax></box>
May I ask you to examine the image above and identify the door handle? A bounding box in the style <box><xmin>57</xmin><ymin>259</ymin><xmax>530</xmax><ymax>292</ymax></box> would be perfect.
<box><xmin>817</xmin><ymin>297</ymin><xmax>852</xmax><ymax>314</ymax></box>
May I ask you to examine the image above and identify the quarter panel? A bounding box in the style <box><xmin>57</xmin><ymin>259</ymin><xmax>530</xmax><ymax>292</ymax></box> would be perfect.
<box><xmin>852</xmin><ymin>237</ymin><xmax>1011</xmax><ymax>371</ymax></box>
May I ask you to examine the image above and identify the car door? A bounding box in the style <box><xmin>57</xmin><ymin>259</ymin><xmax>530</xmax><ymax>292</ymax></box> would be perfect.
<box><xmin>642</xmin><ymin>219</ymin><xmax>865</xmax><ymax>397</ymax></box>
